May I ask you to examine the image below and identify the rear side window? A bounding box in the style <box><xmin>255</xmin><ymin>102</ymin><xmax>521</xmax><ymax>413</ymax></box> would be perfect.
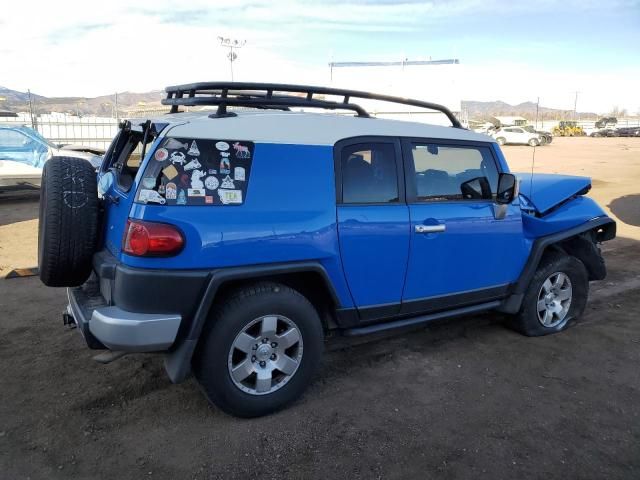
<box><xmin>340</xmin><ymin>142</ymin><xmax>399</xmax><ymax>204</ymax></box>
<box><xmin>136</xmin><ymin>138</ymin><xmax>253</xmax><ymax>206</ymax></box>
<box><xmin>409</xmin><ymin>143</ymin><xmax>499</xmax><ymax>201</ymax></box>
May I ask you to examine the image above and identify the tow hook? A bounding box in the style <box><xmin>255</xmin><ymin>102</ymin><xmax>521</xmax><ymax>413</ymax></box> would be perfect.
<box><xmin>62</xmin><ymin>306</ymin><xmax>76</xmax><ymax>329</ymax></box>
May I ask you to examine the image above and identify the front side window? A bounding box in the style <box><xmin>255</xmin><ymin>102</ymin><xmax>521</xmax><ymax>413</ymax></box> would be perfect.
<box><xmin>341</xmin><ymin>142</ymin><xmax>399</xmax><ymax>204</ymax></box>
<box><xmin>409</xmin><ymin>143</ymin><xmax>499</xmax><ymax>201</ymax></box>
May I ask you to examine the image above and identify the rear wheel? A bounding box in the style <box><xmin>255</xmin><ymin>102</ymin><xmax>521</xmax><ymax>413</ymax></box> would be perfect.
<box><xmin>510</xmin><ymin>254</ymin><xmax>588</xmax><ymax>336</ymax></box>
<box><xmin>194</xmin><ymin>282</ymin><xmax>324</xmax><ymax>417</ymax></box>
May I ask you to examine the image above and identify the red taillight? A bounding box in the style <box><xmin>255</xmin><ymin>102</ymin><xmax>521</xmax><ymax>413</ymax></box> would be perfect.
<box><xmin>122</xmin><ymin>219</ymin><xmax>184</xmax><ymax>257</ymax></box>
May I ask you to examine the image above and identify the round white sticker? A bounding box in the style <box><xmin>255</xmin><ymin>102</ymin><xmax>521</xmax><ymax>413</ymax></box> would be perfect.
<box><xmin>154</xmin><ymin>148</ymin><xmax>169</xmax><ymax>161</ymax></box>
<box><xmin>215</xmin><ymin>141</ymin><xmax>230</xmax><ymax>151</ymax></box>
<box><xmin>204</xmin><ymin>176</ymin><xmax>219</xmax><ymax>190</ymax></box>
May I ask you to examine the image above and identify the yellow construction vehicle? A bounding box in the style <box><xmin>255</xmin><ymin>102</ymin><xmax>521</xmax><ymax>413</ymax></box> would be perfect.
<box><xmin>552</xmin><ymin>121</ymin><xmax>585</xmax><ymax>137</ymax></box>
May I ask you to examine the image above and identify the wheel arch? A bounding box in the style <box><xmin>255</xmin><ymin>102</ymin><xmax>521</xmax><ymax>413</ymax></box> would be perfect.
<box><xmin>164</xmin><ymin>261</ymin><xmax>341</xmax><ymax>383</ymax></box>
<box><xmin>498</xmin><ymin>217</ymin><xmax>616</xmax><ymax>314</ymax></box>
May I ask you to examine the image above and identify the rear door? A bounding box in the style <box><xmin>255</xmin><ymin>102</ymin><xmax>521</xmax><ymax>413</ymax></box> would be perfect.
<box><xmin>99</xmin><ymin>122</ymin><xmax>159</xmax><ymax>256</ymax></box>
<box><xmin>335</xmin><ymin>137</ymin><xmax>410</xmax><ymax>322</ymax></box>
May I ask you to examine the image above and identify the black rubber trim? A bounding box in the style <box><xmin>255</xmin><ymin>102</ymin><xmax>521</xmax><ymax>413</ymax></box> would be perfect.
<box><xmin>514</xmin><ymin>217</ymin><xmax>615</xmax><ymax>295</ymax></box>
<box><xmin>399</xmin><ymin>284</ymin><xmax>510</xmax><ymax>316</ymax></box>
<box><xmin>161</xmin><ymin>261</ymin><xmax>342</xmax><ymax>383</ymax></box>
<box><xmin>343</xmin><ymin>301</ymin><xmax>501</xmax><ymax>336</ymax></box>
<box><xmin>498</xmin><ymin>216</ymin><xmax>616</xmax><ymax>314</ymax></box>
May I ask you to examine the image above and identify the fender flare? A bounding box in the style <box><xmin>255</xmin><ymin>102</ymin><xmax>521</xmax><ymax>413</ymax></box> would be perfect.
<box><xmin>499</xmin><ymin>216</ymin><xmax>616</xmax><ymax>314</ymax></box>
<box><xmin>164</xmin><ymin>261</ymin><xmax>341</xmax><ymax>383</ymax></box>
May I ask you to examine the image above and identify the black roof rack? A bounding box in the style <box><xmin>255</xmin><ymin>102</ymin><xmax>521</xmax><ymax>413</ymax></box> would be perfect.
<box><xmin>161</xmin><ymin>82</ymin><xmax>462</xmax><ymax>128</ymax></box>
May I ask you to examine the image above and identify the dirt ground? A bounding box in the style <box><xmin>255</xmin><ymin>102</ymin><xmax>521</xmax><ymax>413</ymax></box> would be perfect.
<box><xmin>1</xmin><ymin>137</ymin><xmax>639</xmax><ymax>479</ymax></box>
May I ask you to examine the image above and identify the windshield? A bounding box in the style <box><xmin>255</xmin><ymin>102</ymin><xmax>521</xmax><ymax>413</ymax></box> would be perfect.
<box><xmin>523</xmin><ymin>126</ymin><xmax>536</xmax><ymax>133</ymax></box>
<box><xmin>26</xmin><ymin>127</ymin><xmax>57</xmax><ymax>149</ymax></box>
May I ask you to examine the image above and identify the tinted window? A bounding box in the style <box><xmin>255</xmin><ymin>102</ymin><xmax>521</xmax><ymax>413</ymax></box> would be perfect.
<box><xmin>136</xmin><ymin>137</ymin><xmax>253</xmax><ymax>206</ymax></box>
<box><xmin>410</xmin><ymin>143</ymin><xmax>499</xmax><ymax>201</ymax></box>
<box><xmin>341</xmin><ymin>142</ymin><xmax>398</xmax><ymax>204</ymax></box>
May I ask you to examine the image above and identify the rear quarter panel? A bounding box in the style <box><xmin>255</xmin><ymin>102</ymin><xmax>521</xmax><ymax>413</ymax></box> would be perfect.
<box><xmin>124</xmin><ymin>142</ymin><xmax>354</xmax><ymax>307</ymax></box>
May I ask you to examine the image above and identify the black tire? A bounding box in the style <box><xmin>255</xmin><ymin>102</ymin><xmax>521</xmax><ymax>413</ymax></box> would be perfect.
<box><xmin>194</xmin><ymin>282</ymin><xmax>324</xmax><ymax>417</ymax></box>
<box><xmin>528</xmin><ymin>138</ymin><xmax>540</xmax><ymax>147</ymax></box>
<box><xmin>38</xmin><ymin>156</ymin><xmax>98</xmax><ymax>287</ymax></box>
<box><xmin>510</xmin><ymin>253</ymin><xmax>588</xmax><ymax>337</ymax></box>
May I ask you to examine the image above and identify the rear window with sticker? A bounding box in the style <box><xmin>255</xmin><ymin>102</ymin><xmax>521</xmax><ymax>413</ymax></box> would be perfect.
<box><xmin>136</xmin><ymin>138</ymin><xmax>253</xmax><ymax>206</ymax></box>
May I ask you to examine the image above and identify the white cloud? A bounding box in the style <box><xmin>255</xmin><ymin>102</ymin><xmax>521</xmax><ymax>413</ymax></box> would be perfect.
<box><xmin>0</xmin><ymin>0</ymin><xmax>638</xmax><ymax>113</ymax></box>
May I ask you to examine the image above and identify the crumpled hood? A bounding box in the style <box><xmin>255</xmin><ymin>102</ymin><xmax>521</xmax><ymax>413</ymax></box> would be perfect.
<box><xmin>516</xmin><ymin>173</ymin><xmax>591</xmax><ymax>215</ymax></box>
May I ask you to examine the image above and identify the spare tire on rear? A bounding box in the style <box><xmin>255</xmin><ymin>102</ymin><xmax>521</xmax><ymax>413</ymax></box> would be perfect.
<box><xmin>38</xmin><ymin>156</ymin><xmax>99</xmax><ymax>287</ymax></box>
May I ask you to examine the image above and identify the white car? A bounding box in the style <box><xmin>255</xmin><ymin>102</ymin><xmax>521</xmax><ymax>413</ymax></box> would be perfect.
<box><xmin>492</xmin><ymin>127</ymin><xmax>543</xmax><ymax>147</ymax></box>
<box><xmin>0</xmin><ymin>125</ymin><xmax>102</xmax><ymax>192</ymax></box>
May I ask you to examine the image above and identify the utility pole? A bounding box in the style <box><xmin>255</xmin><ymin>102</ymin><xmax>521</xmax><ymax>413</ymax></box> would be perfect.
<box><xmin>535</xmin><ymin>97</ymin><xmax>540</xmax><ymax>129</ymax></box>
<box><xmin>573</xmin><ymin>91</ymin><xmax>579</xmax><ymax>121</ymax></box>
<box><xmin>218</xmin><ymin>37</ymin><xmax>246</xmax><ymax>81</ymax></box>
<box><xmin>27</xmin><ymin>89</ymin><xmax>35</xmax><ymax>129</ymax></box>
<box><xmin>114</xmin><ymin>92</ymin><xmax>120</xmax><ymax>123</ymax></box>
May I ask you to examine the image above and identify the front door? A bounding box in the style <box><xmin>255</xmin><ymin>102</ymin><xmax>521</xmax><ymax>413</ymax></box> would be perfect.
<box><xmin>336</xmin><ymin>138</ymin><xmax>410</xmax><ymax>322</ymax></box>
<box><xmin>400</xmin><ymin>139</ymin><xmax>527</xmax><ymax>315</ymax></box>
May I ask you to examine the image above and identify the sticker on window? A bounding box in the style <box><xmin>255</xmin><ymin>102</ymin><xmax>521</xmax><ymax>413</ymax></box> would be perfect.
<box><xmin>136</xmin><ymin>137</ymin><xmax>253</xmax><ymax>206</ymax></box>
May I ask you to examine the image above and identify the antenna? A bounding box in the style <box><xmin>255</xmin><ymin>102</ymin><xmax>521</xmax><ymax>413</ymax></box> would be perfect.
<box><xmin>529</xmin><ymin>96</ymin><xmax>540</xmax><ymax>203</ymax></box>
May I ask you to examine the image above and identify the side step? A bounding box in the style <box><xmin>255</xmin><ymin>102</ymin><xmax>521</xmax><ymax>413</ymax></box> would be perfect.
<box><xmin>342</xmin><ymin>301</ymin><xmax>501</xmax><ymax>336</ymax></box>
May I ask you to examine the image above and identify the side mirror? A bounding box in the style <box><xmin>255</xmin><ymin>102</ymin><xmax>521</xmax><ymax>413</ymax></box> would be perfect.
<box><xmin>496</xmin><ymin>173</ymin><xmax>518</xmax><ymax>204</ymax></box>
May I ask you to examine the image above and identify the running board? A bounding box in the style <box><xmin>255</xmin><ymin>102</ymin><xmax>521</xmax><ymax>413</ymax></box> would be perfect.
<box><xmin>342</xmin><ymin>301</ymin><xmax>502</xmax><ymax>336</ymax></box>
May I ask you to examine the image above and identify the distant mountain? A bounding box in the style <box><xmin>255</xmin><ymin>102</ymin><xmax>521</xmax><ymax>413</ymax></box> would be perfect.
<box><xmin>462</xmin><ymin>100</ymin><xmax>598</xmax><ymax>121</ymax></box>
<box><xmin>0</xmin><ymin>86</ymin><xmax>46</xmax><ymax>104</ymax></box>
<box><xmin>0</xmin><ymin>86</ymin><xmax>602</xmax><ymax>119</ymax></box>
<box><xmin>0</xmin><ymin>86</ymin><xmax>163</xmax><ymax>116</ymax></box>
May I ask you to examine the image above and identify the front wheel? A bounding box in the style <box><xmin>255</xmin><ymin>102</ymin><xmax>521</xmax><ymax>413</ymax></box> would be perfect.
<box><xmin>528</xmin><ymin>138</ymin><xmax>540</xmax><ymax>147</ymax></box>
<box><xmin>194</xmin><ymin>282</ymin><xmax>324</xmax><ymax>417</ymax></box>
<box><xmin>510</xmin><ymin>254</ymin><xmax>588</xmax><ymax>336</ymax></box>
<box><xmin>496</xmin><ymin>137</ymin><xmax>506</xmax><ymax>146</ymax></box>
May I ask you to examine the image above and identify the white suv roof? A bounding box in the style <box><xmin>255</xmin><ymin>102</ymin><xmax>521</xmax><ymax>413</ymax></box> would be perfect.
<box><xmin>159</xmin><ymin>110</ymin><xmax>495</xmax><ymax>146</ymax></box>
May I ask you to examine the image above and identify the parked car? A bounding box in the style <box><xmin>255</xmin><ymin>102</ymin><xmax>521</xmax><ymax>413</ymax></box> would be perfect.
<box><xmin>37</xmin><ymin>82</ymin><xmax>616</xmax><ymax>417</ymax></box>
<box><xmin>491</xmin><ymin>126</ymin><xmax>544</xmax><ymax>146</ymax></box>
<box><xmin>0</xmin><ymin>125</ymin><xmax>102</xmax><ymax>191</ymax></box>
<box><xmin>616</xmin><ymin>126</ymin><xmax>640</xmax><ymax>137</ymax></box>
<box><xmin>522</xmin><ymin>125</ymin><xmax>553</xmax><ymax>144</ymax></box>
<box><xmin>595</xmin><ymin>117</ymin><xmax>617</xmax><ymax>129</ymax></box>
<box><xmin>584</xmin><ymin>127</ymin><xmax>616</xmax><ymax>137</ymax></box>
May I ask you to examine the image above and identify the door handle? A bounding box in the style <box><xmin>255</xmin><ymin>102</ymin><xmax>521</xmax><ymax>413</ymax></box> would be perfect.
<box><xmin>415</xmin><ymin>224</ymin><xmax>446</xmax><ymax>234</ymax></box>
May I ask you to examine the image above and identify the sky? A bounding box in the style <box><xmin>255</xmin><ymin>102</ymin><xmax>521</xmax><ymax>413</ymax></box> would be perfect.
<box><xmin>1</xmin><ymin>0</ymin><xmax>639</xmax><ymax>113</ymax></box>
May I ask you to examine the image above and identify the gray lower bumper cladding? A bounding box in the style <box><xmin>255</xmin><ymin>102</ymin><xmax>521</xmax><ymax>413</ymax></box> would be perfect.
<box><xmin>88</xmin><ymin>307</ymin><xmax>181</xmax><ymax>352</ymax></box>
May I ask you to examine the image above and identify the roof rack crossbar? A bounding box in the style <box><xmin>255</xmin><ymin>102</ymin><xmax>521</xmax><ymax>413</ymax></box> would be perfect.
<box><xmin>161</xmin><ymin>82</ymin><xmax>461</xmax><ymax>127</ymax></box>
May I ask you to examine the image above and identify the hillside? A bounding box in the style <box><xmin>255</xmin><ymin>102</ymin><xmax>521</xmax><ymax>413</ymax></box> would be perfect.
<box><xmin>0</xmin><ymin>86</ymin><xmax>602</xmax><ymax>119</ymax></box>
<box><xmin>0</xmin><ymin>86</ymin><xmax>163</xmax><ymax>116</ymax></box>
<box><xmin>461</xmin><ymin>100</ymin><xmax>598</xmax><ymax>121</ymax></box>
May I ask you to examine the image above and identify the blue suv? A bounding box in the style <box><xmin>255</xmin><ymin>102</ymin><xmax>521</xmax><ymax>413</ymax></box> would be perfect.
<box><xmin>37</xmin><ymin>83</ymin><xmax>616</xmax><ymax>417</ymax></box>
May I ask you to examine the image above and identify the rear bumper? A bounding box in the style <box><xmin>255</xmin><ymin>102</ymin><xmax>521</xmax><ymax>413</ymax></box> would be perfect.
<box><xmin>89</xmin><ymin>306</ymin><xmax>181</xmax><ymax>352</ymax></box>
<box><xmin>66</xmin><ymin>250</ymin><xmax>196</xmax><ymax>352</ymax></box>
<box><xmin>67</xmin><ymin>284</ymin><xmax>182</xmax><ymax>352</ymax></box>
